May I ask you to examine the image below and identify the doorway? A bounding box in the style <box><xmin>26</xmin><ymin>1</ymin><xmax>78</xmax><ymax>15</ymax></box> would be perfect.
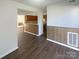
<box><xmin>17</xmin><ymin>9</ymin><xmax>38</xmax><ymax>36</ymax></box>
<box><xmin>43</xmin><ymin>15</ymin><xmax>47</xmax><ymax>38</ymax></box>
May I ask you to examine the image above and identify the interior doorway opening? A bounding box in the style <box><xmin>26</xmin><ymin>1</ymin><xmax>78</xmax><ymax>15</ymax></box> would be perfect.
<box><xmin>17</xmin><ymin>9</ymin><xmax>39</xmax><ymax>36</ymax></box>
<box><xmin>43</xmin><ymin>15</ymin><xmax>47</xmax><ymax>38</ymax></box>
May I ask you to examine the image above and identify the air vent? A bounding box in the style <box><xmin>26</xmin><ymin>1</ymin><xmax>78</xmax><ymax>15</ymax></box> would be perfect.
<box><xmin>67</xmin><ymin>32</ymin><xmax>78</xmax><ymax>47</ymax></box>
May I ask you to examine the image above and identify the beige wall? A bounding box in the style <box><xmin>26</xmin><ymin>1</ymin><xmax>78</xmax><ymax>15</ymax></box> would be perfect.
<box><xmin>47</xmin><ymin>5</ymin><xmax>79</xmax><ymax>28</ymax></box>
<box><xmin>47</xmin><ymin>5</ymin><xmax>79</xmax><ymax>50</ymax></box>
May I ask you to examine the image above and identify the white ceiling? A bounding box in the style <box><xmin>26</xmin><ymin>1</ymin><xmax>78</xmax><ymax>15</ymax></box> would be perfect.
<box><xmin>13</xmin><ymin>0</ymin><xmax>79</xmax><ymax>12</ymax></box>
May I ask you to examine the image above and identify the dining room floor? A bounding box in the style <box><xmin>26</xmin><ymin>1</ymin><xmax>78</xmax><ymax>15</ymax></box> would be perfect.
<box><xmin>2</xmin><ymin>32</ymin><xmax>79</xmax><ymax>59</ymax></box>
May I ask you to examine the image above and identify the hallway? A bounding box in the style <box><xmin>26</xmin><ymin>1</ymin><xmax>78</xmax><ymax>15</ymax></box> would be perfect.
<box><xmin>2</xmin><ymin>32</ymin><xmax>79</xmax><ymax>59</ymax></box>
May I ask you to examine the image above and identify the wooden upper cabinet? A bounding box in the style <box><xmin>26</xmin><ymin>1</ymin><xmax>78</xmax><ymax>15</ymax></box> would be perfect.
<box><xmin>25</xmin><ymin>15</ymin><xmax>38</xmax><ymax>21</ymax></box>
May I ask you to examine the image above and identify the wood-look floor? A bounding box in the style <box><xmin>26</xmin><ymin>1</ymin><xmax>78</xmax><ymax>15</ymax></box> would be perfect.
<box><xmin>2</xmin><ymin>32</ymin><xmax>79</xmax><ymax>59</ymax></box>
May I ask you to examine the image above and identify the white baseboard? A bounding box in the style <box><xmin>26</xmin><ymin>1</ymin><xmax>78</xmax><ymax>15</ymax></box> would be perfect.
<box><xmin>37</xmin><ymin>33</ymin><xmax>43</xmax><ymax>36</ymax></box>
<box><xmin>37</xmin><ymin>32</ymin><xmax>43</xmax><ymax>36</ymax></box>
<box><xmin>24</xmin><ymin>31</ymin><xmax>38</xmax><ymax>36</ymax></box>
<box><xmin>0</xmin><ymin>47</ymin><xmax>18</xmax><ymax>59</ymax></box>
<box><xmin>24</xmin><ymin>31</ymin><xmax>43</xmax><ymax>36</ymax></box>
<box><xmin>47</xmin><ymin>39</ymin><xmax>79</xmax><ymax>51</ymax></box>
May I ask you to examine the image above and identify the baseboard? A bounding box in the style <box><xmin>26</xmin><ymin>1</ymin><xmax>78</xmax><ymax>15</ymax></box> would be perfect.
<box><xmin>37</xmin><ymin>33</ymin><xmax>43</xmax><ymax>36</ymax></box>
<box><xmin>47</xmin><ymin>38</ymin><xmax>79</xmax><ymax>51</ymax></box>
<box><xmin>24</xmin><ymin>31</ymin><xmax>43</xmax><ymax>37</ymax></box>
<box><xmin>0</xmin><ymin>47</ymin><xmax>18</xmax><ymax>59</ymax></box>
<box><xmin>37</xmin><ymin>32</ymin><xmax>43</xmax><ymax>36</ymax></box>
<box><xmin>24</xmin><ymin>31</ymin><xmax>38</xmax><ymax>36</ymax></box>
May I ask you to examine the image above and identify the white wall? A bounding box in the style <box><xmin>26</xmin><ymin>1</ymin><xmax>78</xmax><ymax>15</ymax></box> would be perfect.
<box><xmin>17</xmin><ymin>15</ymin><xmax>25</xmax><ymax>26</ymax></box>
<box><xmin>0</xmin><ymin>0</ymin><xmax>43</xmax><ymax>58</ymax></box>
<box><xmin>47</xmin><ymin>5</ymin><xmax>79</xmax><ymax>28</ymax></box>
<box><xmin>0</xmin><ymin>0</ymin><xmax>17</xmax><ymax>58</ymax></box>
<box><xmin>38</xmin><ymin>12</ymin><xmax>43</xmax><ymax>36</ymax></box>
